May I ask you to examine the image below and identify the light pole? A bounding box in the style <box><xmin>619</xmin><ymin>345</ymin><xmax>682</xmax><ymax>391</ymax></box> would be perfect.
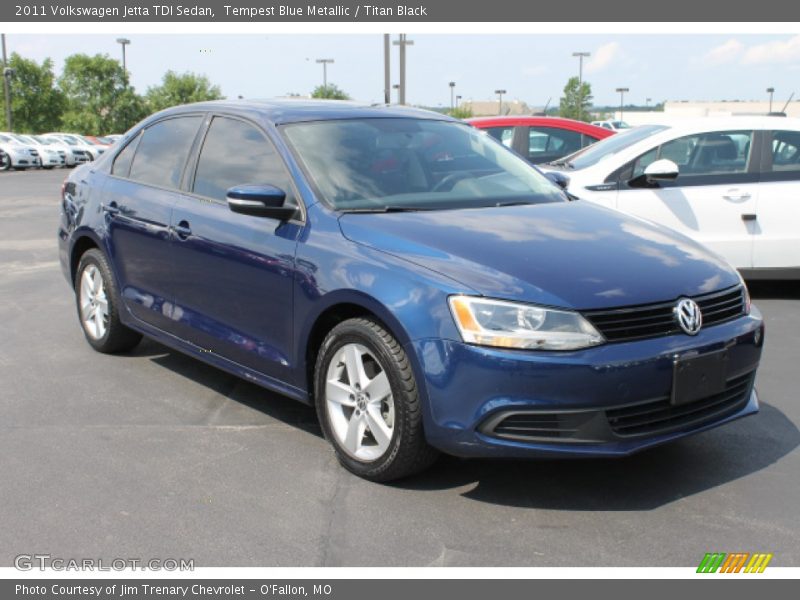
<box><xmin>646</xmin><ymin>97</ymin><xmax>652</xmax><ymax>108</ymax></box>
<box><xmin>572</xmin><ymin>51</ymin><xmax>590</xmax><ymax>120</ymax></box>
<box><xmin>315</xmin><ymin>58</ymin><xmax>334</xmax><ymax>89</ymax></box>
<box><xmin>393</xmin><ymin>34</ymin><xmax>414</xmax><ymax>105</ymax></box>
<box><xmin>455</xmin><ymin>94</ymin><xmax>462</xmax><ymax>108</ymax></box>
<box><xmin>383</xmin><ymin>34</ymin><xmax>391</xmax><ymax>104</ymax></box>
<box><xmin>449</xmin><ymin>81</ymin><xmax>456</xmax><ymax>110</ymax></box>
<box><xmin>495</xmin><ymin>89</ymin><xmax>507</xmax><ymax>115</ymax></box>
<box><xmin>767</xmin><ymin>87</ymin><xmax>775</xmax><ymax>113</ymax></box>
<box><xmin>616</xmin><ymin>87</ymin><xmax>629</xmax><ymax>121</ymax></box>
<box><xmin>116</xmin><ymin>38</ymin><xmax>130</xmax><ymax>76</ymax></box>
<box><xmin>1</xmin><ymin>34</ymin><xmax>12</xmax><ymax>132</ymax></box>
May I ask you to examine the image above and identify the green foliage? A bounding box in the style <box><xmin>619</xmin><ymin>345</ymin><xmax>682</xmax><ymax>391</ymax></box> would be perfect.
<box><xmin>146</xmin><ymin>70</ymin><xmax>224</xmax><ymax>112</ymax></box>
<box><xmin>311</xmin><ymin>84</ymin><xmax>350</xmax><ymax>100</ymax></box>
<box><xmin>446</xmin><ymin>106</ymin><xmax>473</xmax><ymax>119</ymax></box>
<box><xmin>0</xmin><ymin>53</ymin><xmax>65</xmax><ymax>133</ymax></box>
<box><xmin>558</xmin><ymin>76</ymin><xmax>593</xmax><ymax>122</ymax></box>
<box><xmin>58</xmin><ymin>53</ymin><xmax>147</xmax><ymax>134</ymax></box>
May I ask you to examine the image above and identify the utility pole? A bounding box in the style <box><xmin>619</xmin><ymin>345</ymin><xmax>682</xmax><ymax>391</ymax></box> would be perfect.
<box><xmin>2</xmin><ymin>34</ymin><xmax>12</xmax><ymax>132</ymax></box>
<box><xmin>572</xmin><ymin>51</ymin><xmax>590</xmax><ymax>121</ymax></box>
<box><xmin>767</xmin><ymin>87</ymin><xmax>775</xmax><ymax>113</ymax></box>
<box><xmin>383</xmin><ymin>34</ymin><xmax>390</xmax><ymax>104</ymax></box>
<box><xmin>116</xmin><ymin>38</ymin><xmax>130</xmax><ymax>75</ymax></box>
<box><xmin>316</xmin><ymin>58</ymin><xmax>334</xmax><ymax>89</ymax></box>
<box><xmin>393</xmin><ymin>34</ymin><xmax>414</xmax><ymax>105</ymax></box>
<box><xmin>495</xmin><ymin>89</ymin><xmax>507</xmax><ymax>115</ymax></box>
<box><xmin>616</xmin><ymin>87</ymin><xmax>629</xmax><ymax>121</ymax></box>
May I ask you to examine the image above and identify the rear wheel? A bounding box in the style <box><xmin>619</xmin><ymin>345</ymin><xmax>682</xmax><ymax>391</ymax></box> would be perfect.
<box><xmin>315</xmin><ymin>318</ymin><xmax>438</xmax><ymax>482</ymax></box>
<box><xmin>75</xmin><ymin>249</ymin><xmax>142</xmax><ymax>353</ymax></box>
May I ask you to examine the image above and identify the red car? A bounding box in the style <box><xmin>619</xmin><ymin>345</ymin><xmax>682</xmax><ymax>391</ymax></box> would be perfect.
<box><xmin>467</xmin><ymin>116</ymin><xmax>615</xmax><ymax>165</ymax></box>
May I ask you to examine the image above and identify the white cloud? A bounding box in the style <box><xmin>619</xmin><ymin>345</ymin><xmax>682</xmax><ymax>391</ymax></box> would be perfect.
<box><xmin>742</xmin><ymin>35</ymin><xmax>800</xmax><ymax>65</ymax></box>
<box><xmin>700</xmin><ymin>39</ymin><xmax>744</xmax><ymax>66</ymax></box>
<box><xmin>585</xmin><ymin>42</ymin><xmax>623</xmax><ymax>74</ymax></box>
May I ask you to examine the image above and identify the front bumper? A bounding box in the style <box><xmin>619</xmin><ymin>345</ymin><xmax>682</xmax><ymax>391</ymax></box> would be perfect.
<box><xmin>410</xmin><ymin>309</ymin><xmax>764</xmax><ymax>458</ymax></box>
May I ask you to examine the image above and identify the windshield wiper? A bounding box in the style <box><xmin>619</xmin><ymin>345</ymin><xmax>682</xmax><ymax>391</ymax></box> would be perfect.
<box><xmin>546</xmin><ymin>159</ymin><xmax>575</xmax><ymax>169</ymax></box>
<box><xmin>340</xmin><ymin>206</ymin><xmax>433</xmax><ymax>214</ymax></box>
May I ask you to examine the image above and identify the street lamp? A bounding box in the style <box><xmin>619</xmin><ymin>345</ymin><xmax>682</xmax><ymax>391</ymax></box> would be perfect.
<box><xmin>315</xmin><ymin>58</ymin><xmax>334</xmax><ymax>89</ymax></box>
<box><xmin>116</xmin><ymin>38</ymin><xmax>131</xmax><ymax>75</ymax></box>
<box><xmin>392</xmin><ymin>34</ymin><xmax>414</xmax><ymax>105</ymax></box>
<box><xmin>615</xmin><ymin>87</ymin><xmax>629</xmax><ymax>121</ymax></box>
<box><xmin>495</xmin><ymin>89</ymin><xmax>507</xmax><ymax>115</ymax></box>
<box><xmin>1</xmin><ymin>33</ymin><xmax>12</xmax><ymax>132</ymax></box>
<box><xmin>767</xmin><ymin>87</ymin><xmax>775</xmax><ymax>113</ymax></box>
<box><xmin>646</xmin><ymin>97</ymin><xmax>652</xmax><ymax>108</ymax></box>
<box><xmin>449</xmin><ymin>81</ymin><xmax>456</xmax><ymax>110</ymax></box>
<box><xmin>455</xmin><ymin>94</ymin><xmax>462</xmax><ymax>108</ymax></box>
<box><xmin>572</xmin><ymin>52</ymin><xmax>590</xmax><ymax>120</ymax></box>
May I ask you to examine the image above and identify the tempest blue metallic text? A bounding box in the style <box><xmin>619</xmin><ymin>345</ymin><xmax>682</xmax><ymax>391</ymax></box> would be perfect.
<box><xmin>58</xmin><ymin>100</ymin><xmax>764</xmax><ymax>481</ymax></box>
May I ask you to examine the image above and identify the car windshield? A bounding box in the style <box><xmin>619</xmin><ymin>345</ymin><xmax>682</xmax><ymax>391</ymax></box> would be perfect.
<box><xmin>281</xmin><ymin>118</ymin><xmax>565</xmax><ymax>212</ymax></box>
<box><xmin>554</xmin><ymin>124</ymin><xmax>668</xmax><ymax>170</ymax></box>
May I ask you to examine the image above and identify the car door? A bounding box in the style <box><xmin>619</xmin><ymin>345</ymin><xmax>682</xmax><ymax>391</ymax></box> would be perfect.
<box><xmin>612</xmin><ymin>129</ymin><xmax>759</xmax><ymax>270</ymax></box>
<box><xmin>168</xmin><ymin>114</ymin><xmax>303</xmax><ymax>380</ymax></box>
<box><xmin>103</xmin><ymin>115</ymin><xmax>204</xmax><ymax>330</ymax></box>
<box><xmin>753</xmin><ymin>129</ymin><xmax>800</xmax><ymax>271</ymax></box>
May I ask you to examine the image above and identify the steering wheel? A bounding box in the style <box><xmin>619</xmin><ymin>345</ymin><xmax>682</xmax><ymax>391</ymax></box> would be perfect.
<box><xmin>432</xmin><ymin>171</ymin><xmax>473</xmax><ymax>192</ymax></box>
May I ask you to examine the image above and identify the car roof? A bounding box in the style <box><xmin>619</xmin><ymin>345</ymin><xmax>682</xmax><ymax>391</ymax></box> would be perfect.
<box><xmin>466</xmin><ymin>116</ymin><xmax>614</xmax><ymax>136</ymax></box>
<box><xmin>155</xmin><ymin>99</ymin><xmax>458</xmax><ymax>126</ymax></box>
<box><xmin>634</xmin><ymin>116</ymin><xmax>800</xmax><ymax>134</ymax></box>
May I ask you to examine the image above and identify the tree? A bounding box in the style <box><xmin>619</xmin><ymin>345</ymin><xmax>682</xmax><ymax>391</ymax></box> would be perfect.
<box><xmin>146</xmin><ymin>70</ymin><xmax>224</xmax><ymax>112</ymax></box>
<box><xmin>558</xmin><ymin>76</ymin><xmax>593</xmax><ymax>122</ymax></box>
<box><xmin>0</xmin><ymin>53</ymin><xmax>64</xmax><ymax>133</ymax></box>
<box><xmin>59</xmin><ymin>53</ymin><xmax>146</xmax><ymax>134</ymax></box>
<box><xmin>311</xmin><ymin>84</ymin><xmax>350</xmax><ymax>100</ymax></box>
<box><xmin>446</xmin><ymin>106</ymin><xmax>473</xmax><ymax>119</ymax></box>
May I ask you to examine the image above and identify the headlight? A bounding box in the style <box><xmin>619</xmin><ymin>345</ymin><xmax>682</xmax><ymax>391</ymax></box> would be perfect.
<box><xmin>448</xmin><ymin>296</ymin><xmax>605</xmax><ymax>351</ymax></box>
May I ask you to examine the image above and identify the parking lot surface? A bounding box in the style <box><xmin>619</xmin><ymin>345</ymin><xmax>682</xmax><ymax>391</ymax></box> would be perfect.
<box><xmin>1</xmin><ymin>169</ymin><xmax>798</xmax><ymax>567</ymax></box>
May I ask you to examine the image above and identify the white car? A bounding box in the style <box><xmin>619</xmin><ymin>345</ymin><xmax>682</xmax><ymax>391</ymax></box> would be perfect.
<box><xmin>541</xmin><ymin>117</ymin><xmax>800</xmax><ymax>278</ymax></box>
<box><xmin>45</xmin><ymin>133</ymin><xmax>99</xmax><ymax>162</ymax></box>
<box><xmin>591</xmin><ymin>120</ymin><xmax>631</xmax><ymax>131</ymax></box>
<box><xmin>0</xmin><ymin>133</ymin><xmax>41</xmax><ymax>169</ymax></box>
<box><xmin>7</xmin><ymin>133</ymin><xmax>65</xmax><ymax>168</ymax></box>
<box><xmin>32</xmin><ymin>135</ymin><xmax>88</xmax><ymax>167</ymax></box>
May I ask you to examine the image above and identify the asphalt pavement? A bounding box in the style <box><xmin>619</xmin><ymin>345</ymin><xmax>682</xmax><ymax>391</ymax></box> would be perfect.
<box><xmin>1</xmin><ymin>169</ymin><xmax>798</xmax><ymax>567</ymax></box>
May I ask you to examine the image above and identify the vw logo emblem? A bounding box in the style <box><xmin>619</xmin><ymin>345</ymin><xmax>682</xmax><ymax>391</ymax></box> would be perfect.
<box><xmin>674</xmin><ymin>298</ymin><xmax>703</xmax><ymax>335</ymax></box>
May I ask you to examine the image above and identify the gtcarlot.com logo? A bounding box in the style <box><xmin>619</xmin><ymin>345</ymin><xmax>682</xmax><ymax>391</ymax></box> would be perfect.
<box><xmin>697</xmin><ymin>552</ymin><xmax>773</xmax><ymax>573</ymax></box>
<box><xmin>14</xmin><ymin>554</ymin><xmax>194</xmax><ymax>571</ymax></box>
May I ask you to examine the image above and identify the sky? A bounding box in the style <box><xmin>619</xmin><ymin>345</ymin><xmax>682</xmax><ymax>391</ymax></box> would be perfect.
<box><xmin>5</xmin><ymin>33</ymin><xmax>800</xmax><ymax>108</ymax></box>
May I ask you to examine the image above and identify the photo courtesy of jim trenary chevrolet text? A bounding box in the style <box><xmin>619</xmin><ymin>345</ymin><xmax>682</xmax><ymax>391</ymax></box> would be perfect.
<box><xmin>0</xmin><ymin>0</ymin><xmax>799</xmax><ymax>596</ymax></box>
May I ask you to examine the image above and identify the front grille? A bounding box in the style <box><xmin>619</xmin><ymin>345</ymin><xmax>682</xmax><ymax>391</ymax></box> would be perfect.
<box><xmin>583</xmin><ymin>286</ymin><xmax>746</xmax><ymax>343</ymax></box>
<box><xmin>29</xmin><ymin>150</ymin><xmax>39</xmax><ymax>157</ymax></box>
<box><xmin>606</xmin><ymin>371</ymin><xmax>754</xmax><ymax>437</ymax></box>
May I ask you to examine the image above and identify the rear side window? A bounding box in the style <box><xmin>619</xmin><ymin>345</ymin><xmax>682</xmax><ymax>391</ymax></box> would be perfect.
<box><xmin>765</xmin><ymin>130</ymin><xmax>800</xmax><ymax>180</ymax></box>
<box><xmin>192</xmin><ymin>116</ymin><xmax>295</xmax><ymax>205</ymax></box>
<box><xmin>128</xmin><ymin>116</ymin><xmax>202</xmax><ymax>189</ymax></box>
<box><xmin>484</xmin><ymin>126</ymin><xmax>515</xmax><ymax>148</ymax></box>
<box><xmin>528</xmin><ymin>127</ymin><xmax>583</xmax><ymax>161</ymax></box>
<box><xmin>111</xmin><ymin>132</ymin><xmax>141</xmax><ymax>177</ymax></box>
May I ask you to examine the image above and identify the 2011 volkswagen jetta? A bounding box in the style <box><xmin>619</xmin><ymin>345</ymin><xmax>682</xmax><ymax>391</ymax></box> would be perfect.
<box><xmin>58</xmin><ymin>100</ymin><xmax>764</xmax><ymax>481</ymax></box>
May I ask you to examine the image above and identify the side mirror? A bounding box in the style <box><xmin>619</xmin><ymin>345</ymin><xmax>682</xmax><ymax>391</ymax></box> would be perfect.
<box><xmin>644</xmin><ymin>159</ymin><xmax>679</xmax><ymax>182</ymax></box>
<box><xmin>226</xmin><ymin>185</ymin><xmax>296</xmax><ymax>220</ymax></box>
<box><xmin>544</xmin><ymin>171</ymin><xmax>570</xmax><ymax>190</ymax></box>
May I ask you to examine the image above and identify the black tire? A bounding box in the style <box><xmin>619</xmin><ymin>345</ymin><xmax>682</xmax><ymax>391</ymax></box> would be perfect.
<box><xmin>314</xmin><ymin>317</ymin><xmax>438</xmax><ymax>482</ymax></box>
<box><xmin>0</xmin><ymin>152</ymin><xmax>9</xmax><ymax>171</ymax></box>
<box><xmin>75</xmin><ymin>248</ymin><xmax>142</xmax><ymax>354</ymax></box>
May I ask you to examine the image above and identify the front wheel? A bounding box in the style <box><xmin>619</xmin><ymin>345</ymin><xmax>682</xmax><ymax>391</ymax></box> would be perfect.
<box><xmin>315</xmin><ymin>318</ymin><xmax>438</xmax><ymax>482</ymax></box>
<box><xmin>75</xmin><ymin>249</ymin><xmax>142</xmax><ymax>353</ymax></box>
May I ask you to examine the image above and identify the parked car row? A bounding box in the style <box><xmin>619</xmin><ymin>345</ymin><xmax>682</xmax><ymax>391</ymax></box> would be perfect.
<box><xmin>0</xmin><ymin>131</ymin><xmax>119</xmax><ymax>171</ymax></box>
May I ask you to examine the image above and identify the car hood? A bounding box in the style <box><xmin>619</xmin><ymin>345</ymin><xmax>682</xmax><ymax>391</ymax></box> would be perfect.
<box><xmin>338</xmin><ymin>202</ymin><xmax>740</xmax><ymax>310</ymax></box>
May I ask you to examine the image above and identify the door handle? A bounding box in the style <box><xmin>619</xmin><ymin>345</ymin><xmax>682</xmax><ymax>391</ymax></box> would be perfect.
<box><xmin>173</xmin><ymin>220</ymin><xmax>192</xmax><ymax>240</ymax></box>
<box><xmin>102</xmin><ymin>201</ymin><xmax>120</xmax><ymax>216</ymax></box>
<box><xmin>722</xmin><ymin>190</ymin><xmax>752</xmax><ymax>202</ymax></box>
<box><xmin>741</xmin><ymin>213</ymin><xmax>757</xmax><ymax>222</ymax></box>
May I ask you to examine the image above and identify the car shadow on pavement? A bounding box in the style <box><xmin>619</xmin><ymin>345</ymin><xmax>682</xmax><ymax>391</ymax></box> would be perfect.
<box><xmin>396</xmin><ymin>402</ymin><xmax>799</xmax><ymax>510</ymax></box>
<box><xmin>128</xmin><ymin>337</ymin><xmax>323</xmax><ymax>438</ymax></box>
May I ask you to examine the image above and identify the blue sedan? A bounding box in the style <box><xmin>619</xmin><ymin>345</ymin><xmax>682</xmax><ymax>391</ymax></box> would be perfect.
<box><xmin>58</xmin><ymin>100</ymin><xmax>764</xmax><ymax>481</ymax></box>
